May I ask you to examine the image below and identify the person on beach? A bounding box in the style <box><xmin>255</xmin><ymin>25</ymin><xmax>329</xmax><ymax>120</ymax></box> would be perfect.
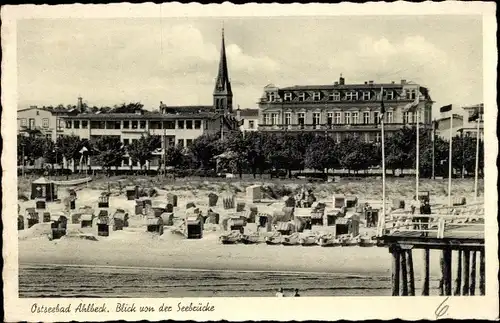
<box><xmin>420</xmin><ymin>200</ymin><xmax>431</xmax><ymax>237</ymax></box>
<box><xmin>293</xmin><ymin>288</ymin><xmax>300</xmax><ymax>297</ymax></box>
<box><xmin>275</xmin><ymin>288</ymin><xmax>284</xmax><ymax>297</ymax></box>
<box><xmin>410</xmin><ymin>196</ymin><xmax>422</xmax><ymax>230</ymax></box>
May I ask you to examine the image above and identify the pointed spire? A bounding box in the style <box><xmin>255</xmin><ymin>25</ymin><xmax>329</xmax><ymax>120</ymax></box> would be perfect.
<box><xmin>214</xmin><ymin>25</ymin><xmax>232</xmax><ymax>95</ymax></box>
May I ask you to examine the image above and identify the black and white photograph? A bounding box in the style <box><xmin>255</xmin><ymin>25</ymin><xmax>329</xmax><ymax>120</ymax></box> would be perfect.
<box><xmin>2</xmin><ymin>2</ymin><xmax>498</xmax><ymax>321</ymax></box>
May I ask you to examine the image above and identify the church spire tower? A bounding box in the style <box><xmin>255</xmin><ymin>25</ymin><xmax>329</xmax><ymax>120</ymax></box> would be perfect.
<box><xmin>213</xmin><ymin>25</ymin><xmax>233</xmax><ymax>114</ymax></box>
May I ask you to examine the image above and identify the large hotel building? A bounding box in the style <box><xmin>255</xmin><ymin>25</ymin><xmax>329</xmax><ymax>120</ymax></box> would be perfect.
<box><xmin>257</xmin><ymin>75</ymin><xmax>434</xmax><ymax>143</ymax></box>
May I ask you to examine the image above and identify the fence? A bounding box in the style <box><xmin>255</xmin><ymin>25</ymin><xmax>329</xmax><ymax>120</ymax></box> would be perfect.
<box><xmin>377</xmin><ymin>203</ymin><xmax>484</xmax><ymax>238</ymax></box>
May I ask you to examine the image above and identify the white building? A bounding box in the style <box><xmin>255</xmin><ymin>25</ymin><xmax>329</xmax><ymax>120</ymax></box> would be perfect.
<box><xmin>235</xmin><ymin>108</ymin><xmax>259</xmax><ymax>132</ymax></box>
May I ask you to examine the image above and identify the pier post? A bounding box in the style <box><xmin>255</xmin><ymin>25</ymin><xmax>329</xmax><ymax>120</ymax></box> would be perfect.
<box><xmin>443</xmin><ymin>249</ymin><xmax>452</xmax><ymax>295</ymax></box>
<box><xmin>454</xmin><ymin>250</ymin><xmax>462</xmax><ymax>295</ymax></box>
<box><xmin>407</xmin><ymin>250</ymin><xmax>415</xmax><ymax>296</ymax></box>
<box><xmin>391</xmin><ymin>246</ymin><xmax>400</xmax><ymax>296</ymax></box>
<box><xmin>479</xmin><ymin>249</ymin><xmax>485</xmax><ymax>295</ymax></box>
<box><xmin>439</xmin><ymin>251</ymin><xmax>445</xmax><ymax>296</ymax></box>
<box><xmin>400</xmin><ymin>251</ymin><xmax>408</xmax><ymax>296</ymax></box>
<box><xmin>421</xmin><ymin>249</ymin><xmax>430</xmax><ymax>296</ymax></box>
<box><xmin>462</xmin><ymin>250</ymin><xmax>470</xmax><ymax>295</ymax></box>
<box><xmin>470</xmin><ymin>251</ymin><xmax>477</xmax><ymax>296</ymax></box>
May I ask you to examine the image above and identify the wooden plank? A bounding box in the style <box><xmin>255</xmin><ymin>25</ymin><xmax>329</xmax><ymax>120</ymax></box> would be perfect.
<box><xmin>454</xmin><ymin>250</ymin><xmax>462</xmax><ymax>295</ymax></box>
<box><xmin>407</xmin><ymin>250</ymin><xmax>415</xmax><ymax>296</ymax></box>
<box><xmin>400</xmin><ymin>251</ymin><xmax>408</xmax><ymax>296</ymax></box>
<box><xmin>443</xmin><ymin>249</ymin><xmax>452</xmax><ymax>295</ymax></box>
<box><xmin>391</xmin><ymin>247</ymin><xmax>400</xmax><ymax>296</ymax></box>
<box><xmin>421</xmin><ymin>248</ymin><xmax>430</xmax><ymax>296</ymax></box>
<box><xmin>439</xmin><ymin>251</ymin><xmax>445</xmax><ymax>296</ymax></box>
<box><xmin>462</xmin><ymin>250</ymin><xmax>470</xmax><ymax>296</ymax></box>
<box><xmin>470</xmin><ymin>251</ymin><xmax>477</xmax><ymax>296</ymax></box>
<box><xmin>479</xmin><ymin>250</ymin><xmax>485</xmax><ymax>295</ymax></box>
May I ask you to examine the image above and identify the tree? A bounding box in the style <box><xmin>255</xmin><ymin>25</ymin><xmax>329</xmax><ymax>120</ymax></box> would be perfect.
<box><xmin>337</xmin><ymin>135</ymin><xmax>372</xmax><ymax>174</ymax></box>
<box><xmin>190</xmin><ymin>133</ymin><xmax>222</xmax><ymax>170</ymax></box>
<box><xmin>245</xmin><ymin>131</ymin><xmax>268</xmax><ymax>178</ymax></box>
<box><xmin>110</xmin><ymin>102</ymin><xmax>145</xmax><ymax>114</ymax></box>
<box><xmin>17</xmin><ymin>135</ymin><xmax>46</xmax><ymax>165</ymax></box>
<box><xmin>304</xmin><ymin>135</ymin><xmax>334</xmax><ymax>173</ymax></box>
<box><xmin>385</xmin><ymin>127</ymin><xmax>417</xmax><ymax>174</ymax></box>
<box><xmin>56</xmin><ymin>135</ymin><xmax>84</xmax><ymax>171</ymax></box>
<box><xmin>452</xmin><ymin>135</ymin><xmax>482</xmax><ymax>176</ymax></box>
<box><xmin>127</xmin><ymin>135</ymin><xmax>159</xmax><ymax>171</ymax></box>
<box><xmin>221</xmin><ymin>130</ymin><xmax>250</xmax><ymax>178</ymax></box>
<box><xmin>165</xmin><ymin>146</ymin><xmax>187</xmax><ymax>168</ymax></box>
<box><xmin>94</xmin><ymin>136</ymin><xmax>124</xmax><ymax>175</ymax></box>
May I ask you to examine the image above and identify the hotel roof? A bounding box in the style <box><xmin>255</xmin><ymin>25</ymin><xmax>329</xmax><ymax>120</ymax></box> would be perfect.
<box><xmin>61</xmin><ymin>112</ymin><xmax>222</xmax><ymax>120</ymax></box>
<box><xmin>236</xmin><ymin>108</ymin><xmax>259</xmax><ymax>117</ymax></box>
<box><xmin>280</xmin><ymin>83</ymin><xmax>410</xmax><ymax>91</ymax></box>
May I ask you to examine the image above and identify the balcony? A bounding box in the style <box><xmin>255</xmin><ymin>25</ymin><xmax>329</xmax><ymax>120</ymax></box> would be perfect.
<box><xmin>258</xmin><ymin>123</ymin><xmax>428</xmax><ymax>132</ymax></box>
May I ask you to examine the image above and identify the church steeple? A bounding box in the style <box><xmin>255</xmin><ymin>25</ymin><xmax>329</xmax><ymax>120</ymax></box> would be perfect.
<box><xmin>213</xmin><ymin>25</ymin><xmax>233</xmax><ymax>114</ymax></box>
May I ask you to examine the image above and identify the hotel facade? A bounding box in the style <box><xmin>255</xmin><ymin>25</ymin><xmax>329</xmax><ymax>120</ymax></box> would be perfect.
<box><xmin>59</xmin><ymin>109</ymin><xmax>234</xmax><ymax>149</ymax></box>
<box><xmin>257</xmin><ymin>75</ymin><xmax>434</xmax><ymax>143</ymax></box>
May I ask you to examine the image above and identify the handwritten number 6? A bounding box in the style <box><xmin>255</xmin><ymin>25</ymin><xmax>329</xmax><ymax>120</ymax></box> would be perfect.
<box><xmin>435</xmin><ymin>297</ymin><xmax>449</xmax><ymax>319</ymax></box>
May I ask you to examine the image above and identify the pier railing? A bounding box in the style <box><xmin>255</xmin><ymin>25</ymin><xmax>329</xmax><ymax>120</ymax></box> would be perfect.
<box><xmin>377</xmin><ymin>203</ymin><xmax>484</xmax><ymax>238</ymax></box>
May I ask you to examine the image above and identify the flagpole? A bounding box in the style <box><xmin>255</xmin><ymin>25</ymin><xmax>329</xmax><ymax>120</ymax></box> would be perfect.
<box><xmin>379</xmin><ymin>86</ymin><xmax>386</xmax><ymax>237</ymax></box>
<box><xmin>474</xmin><ymin>113</ymin><xmax>481</xmax><ymax>201</ymax></box>
<box><xmin>431</xmin><ymin>120</ymin><xmax>436</xmax><ymax>180</ymax></box>
<box><xmin>416</xmin><ymin>108</ymin><xmax>420</xmax><ymax>198</ymax></box>
<box><xmin>448</xmin><ymin>113</ymin><xmax>453</xmax><ymax>206</ymax></box>
<box><xmin>163</xmin><ymin>126</ymin><xmax>166</xmax><ymax>177</ymax></box>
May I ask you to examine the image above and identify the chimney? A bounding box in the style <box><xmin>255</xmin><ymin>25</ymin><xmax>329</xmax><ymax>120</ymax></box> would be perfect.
<box><xmin>401</xmin><ymin>79</ymin><xmax>406</xmax><ymax>84</ymax></box>
<box><xmin>364</xmin><ymin>81</ymin><xmax>368</xmax><ymax>85</ymax></box>
<box><xmin>339</xmin><ymin>74</ymin><xmax>345</xmax><ymax>85</ymax></box>
<box><xmin>391</xmin><ymin>81</ymin><xmax>395</xmax><ymax>84</ymax></box>
<box><xmin>369</xmin><ymin>80</ymin><xmax>374</xmax><ymax>85</ymax></box>
<box><xmin>334</xmin><ymin>81</ymin><xmax>339</xmax><ymax>86</ymax></box>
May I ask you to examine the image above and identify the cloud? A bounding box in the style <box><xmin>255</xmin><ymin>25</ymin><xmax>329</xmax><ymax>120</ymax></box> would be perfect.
<box><xmin>226</xmin><ymin>43</ymin><xmax>279</xmax><ymax>74</ymax></box>
<box><xmin>17</xmin><ymin>21</ymin><xmax>282</xmax><ymax>109</ymax></box>
<box><xmin>329</xmin><ymin>35</ymin><xmax>449</xmax><ymax>81</ymax></box>
<box><xmin>17</xmin><ymin>18</ymin><xmax>482</xmax><ymax>112</ymax></box>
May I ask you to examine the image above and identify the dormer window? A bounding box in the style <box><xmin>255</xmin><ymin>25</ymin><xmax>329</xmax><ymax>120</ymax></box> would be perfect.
<box><xmin>268</xmin><ymin>92</ymin><xmax>276</xmax><ymax>102</ymax></box>
<box><xmin>313</xmin><ymin>92</ymin><xmax>321</xmax><ymax>101</ymax></box>
<box><xmin>363</xmin><ymin>91</ymin><xmax>371</xmax><ymax>100</ymax></box>
<box><xmin>330</xmin><ymin>92</ymin><xmax>340</xmax><ymax>101</ymax></box>
<box><xmin>345</xmin><ymin>91</ymin><xmax>356</xmax><ymax>101</ymax></box>
<box><xmin>386</xmin><ymin>90</ymin><xmax>394</xmax><ymax>100</ymax></box>
<box><xmin>406</xmin><ymin>89</ymin><xmax>416</xmax><ymax>100</ymax></box>
<box><xmin>298</xmin><ymin>92</ymin><xmax>306</xmax><ymax>102</ymax></box>
<box><xmin>284</xmin><ymin>92</ymin><xmax>292</xmax><ymax>101</ymax></box>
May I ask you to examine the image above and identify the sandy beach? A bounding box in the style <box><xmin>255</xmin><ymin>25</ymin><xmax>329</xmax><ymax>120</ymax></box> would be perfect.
<box><xmin>17</xmin><ymin>178</ymin><xmax>482</xmax><ymax>296</ymax></box>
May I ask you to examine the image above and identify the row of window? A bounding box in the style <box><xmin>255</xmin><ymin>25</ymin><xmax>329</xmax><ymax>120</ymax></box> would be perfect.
<box><xmin>320</xmin><ymin>132</ymin><xmax>386</xmax><ymax>144</ymax></box>
<box><xmin>19</xmin><ymin>118</ymin><xmax>50</xmax><ymax>128</ymax></box>
<box><xmin>122</xmin><ymin>138</ymin><xmax>193</xmax><ymax>148</ymax></box>
<box><xmin>263</xmin><ymin>111</ymin><xmax>391</xmax><ymax>125</ymax></box>
<box><xmin>64</xmin><ymin>119</ymin><xmax>204</xmax><ymax>130</ymax></box>
<box><xmin>267</xmin><ymin>89</ymin><xmax>418</xmax><ymax>102</ymax></box>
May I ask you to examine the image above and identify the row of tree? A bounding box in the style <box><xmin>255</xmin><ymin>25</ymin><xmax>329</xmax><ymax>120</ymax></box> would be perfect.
<box><xmin>17</xmin><ymin>126</ymin><xmax>484</xmax><ymax>178</ymax></box>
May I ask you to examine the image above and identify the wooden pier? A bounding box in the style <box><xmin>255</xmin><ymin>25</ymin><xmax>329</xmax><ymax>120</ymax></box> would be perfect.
<box><xmin>376</xmin><ymin>203</ymin><xmax>485</xmax><ymax>296</ymax></box>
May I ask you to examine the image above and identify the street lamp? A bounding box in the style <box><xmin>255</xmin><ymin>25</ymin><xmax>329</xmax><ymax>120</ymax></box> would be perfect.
<box><xmin>54</xmin><ymin>144</ymin><xmax>58</xmax><ymax>178</ymax></box>
<box><xmin>21</xmin><ymin>143</ymin><xmax>25</xmax><ymax>178</ymax></box>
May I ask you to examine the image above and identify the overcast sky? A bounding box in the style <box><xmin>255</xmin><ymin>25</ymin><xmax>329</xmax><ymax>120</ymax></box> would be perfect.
<box><xmin>17</xmin><ymin>15</ymin><xmax>482</xmax><ymax>115</ymax></box>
